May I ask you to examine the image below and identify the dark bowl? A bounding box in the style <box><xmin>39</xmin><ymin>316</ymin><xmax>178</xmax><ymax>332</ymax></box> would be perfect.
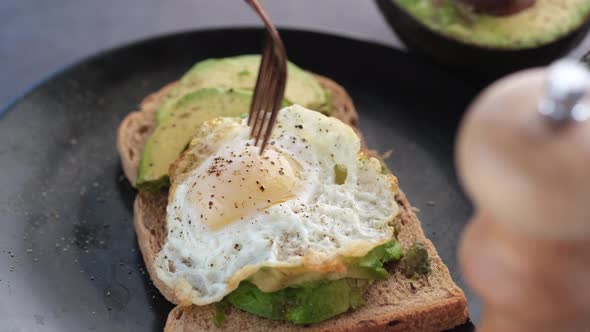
<box><xmin>376</xmin><ymin>0</ymin><xmax>590</xmax><ymax>82</ymax></box>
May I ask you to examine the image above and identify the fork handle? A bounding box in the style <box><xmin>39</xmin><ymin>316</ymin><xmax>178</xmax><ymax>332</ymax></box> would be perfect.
<box><xmin>244</xmin><ymin>0</ymin><xmax>280</xmax><ymax>42</ymax></box>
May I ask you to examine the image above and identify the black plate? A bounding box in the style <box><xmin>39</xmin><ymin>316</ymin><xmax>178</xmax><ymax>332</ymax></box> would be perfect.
<box><xmin>0</xmin><ymin>28</ymin><xmax>478</xmax><ymax>332</ymax></box>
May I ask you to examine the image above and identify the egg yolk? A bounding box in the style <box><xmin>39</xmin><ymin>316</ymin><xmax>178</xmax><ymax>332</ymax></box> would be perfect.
<box><xmin>187</xmin><ymin>145</ymin><xmax>303</xmax><ymax>230</ymax></box>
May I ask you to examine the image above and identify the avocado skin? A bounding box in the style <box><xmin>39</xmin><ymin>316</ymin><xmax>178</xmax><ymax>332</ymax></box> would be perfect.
<box><xmin>584</xmin><ymin>51</ymin><xmax>590</xmax><ymax>68</ymax></box>
<box><xmin>377</xmin><ymin>0</ymin><xmax>590</xmax><ymax>81</ymax></box>
<box><xmin>137</xmin><ymin>175</ymin><xmax>170</xmax><ymax>193</ymax></box>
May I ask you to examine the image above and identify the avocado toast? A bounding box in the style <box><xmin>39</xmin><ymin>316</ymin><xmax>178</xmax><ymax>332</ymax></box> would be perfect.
<box><xmin>117</xmin><ymin>55</ymin><xmax>468</xmax><ymax>331</ymax></box>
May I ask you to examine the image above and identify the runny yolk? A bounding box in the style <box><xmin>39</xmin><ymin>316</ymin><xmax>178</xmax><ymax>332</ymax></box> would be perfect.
<box><xmin>187</xmin><ymin>145</ymin><xmax>303</xmax><ymax>230</ymax></box>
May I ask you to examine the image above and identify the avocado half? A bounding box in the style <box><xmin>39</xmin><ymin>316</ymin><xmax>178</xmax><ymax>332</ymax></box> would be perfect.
<box><xmin>376</xmin><ymin>0</ymin><xmax>590</xmax><ymax>80</ymax></box>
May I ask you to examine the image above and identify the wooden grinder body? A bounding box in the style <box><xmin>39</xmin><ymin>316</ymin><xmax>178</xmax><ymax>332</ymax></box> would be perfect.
<box><xmin>456</xmin><ymin>66</ymin><xmax>590</xmax><ymax>331</ymax></box>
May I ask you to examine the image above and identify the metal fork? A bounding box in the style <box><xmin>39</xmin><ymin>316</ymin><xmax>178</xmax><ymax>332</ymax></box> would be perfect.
<box><xmin>244</xmin><ymin>0</ymin><xmax>287</xmax><ymax>154</ymax></box>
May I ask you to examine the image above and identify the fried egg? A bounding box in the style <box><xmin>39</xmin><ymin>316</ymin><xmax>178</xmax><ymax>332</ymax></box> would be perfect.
<box><xmin>155</xmin><ymin>105</ymin><xmax>399</xmax><ymax>305</ymax></box>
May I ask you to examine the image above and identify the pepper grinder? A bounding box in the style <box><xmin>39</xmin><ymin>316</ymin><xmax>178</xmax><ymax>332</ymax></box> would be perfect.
<box><xmin>456</xmin><ymin>60</ymin><xmax>590</xmax><ymax>332</ymax></box>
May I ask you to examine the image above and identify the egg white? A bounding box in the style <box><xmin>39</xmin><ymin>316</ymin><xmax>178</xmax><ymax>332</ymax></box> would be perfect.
<box><xmin>154</xmin><ymin>105</ymin><xmax>399</xmax><ymax>305</ymax></box>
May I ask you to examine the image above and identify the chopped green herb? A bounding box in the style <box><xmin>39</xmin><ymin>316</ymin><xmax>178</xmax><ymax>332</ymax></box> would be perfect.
<box><xmin>401</xmin><ymin>242</ymin><xmax>431</xmax><ymax>279</ymax></box>
<box><xmin>214</xmin><ymin>299</ymin><xmax>230</xmax><ymax>327</ymax></box>
<box><xmin>334</xmin><ymin>164</ymin><xmax>348</xmax><ymax>184</ymax></box>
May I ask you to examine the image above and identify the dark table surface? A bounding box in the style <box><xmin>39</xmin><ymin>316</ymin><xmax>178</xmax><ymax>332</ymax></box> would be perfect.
<box><xmin>2</xmin><ymin>0</ymin><xmax>590</xmax><ymax>110</ymax></box>
<box><xmin>1</xmin><ymin>0</ymin><xmax>398</xmax><ymax>109</ymax></box>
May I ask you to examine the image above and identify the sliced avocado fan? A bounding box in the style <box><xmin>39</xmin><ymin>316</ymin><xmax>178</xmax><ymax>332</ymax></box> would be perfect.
<box><xmin>136</xmin><ymin>88</ymin><xmax>252</xmax><ymax>191</ymax></box>
<box><xmin>137</xmin><ymin>55</ymin><xmax>332</xmax><ymax>191</ymax></box>
<box><xmin>156</xmin><ymin>54</ymin><xmax>330</xmax><ymax>124</ymax></box>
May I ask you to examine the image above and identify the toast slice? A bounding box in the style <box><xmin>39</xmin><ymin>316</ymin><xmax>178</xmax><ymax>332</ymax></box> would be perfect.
<box><xmin>117</xmin><ymin>74</ymin><xmax>468</xmax><ymax>332</ymax></box>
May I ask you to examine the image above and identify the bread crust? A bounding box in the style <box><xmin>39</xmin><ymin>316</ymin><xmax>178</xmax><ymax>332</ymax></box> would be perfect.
<box><xmin>116</xmin><ymin>82</ymin><xmax>177</xmax><ymax>186</ymax></box>
<box><xmin>117</xmin><ymin>74</ymin><xmax>469</xmax><ymax>331</ymax></box>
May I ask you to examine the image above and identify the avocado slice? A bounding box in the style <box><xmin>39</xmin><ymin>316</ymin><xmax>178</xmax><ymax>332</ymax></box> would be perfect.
<box><xmin>346</xmin><ymin>240</ymin><xmax>404</xmax><ymax>280</ymax></box>
<box><xmin>136</xmin><ymin>88</ymin><xmax>252</xmax><ymax>191</ymax></box>
<box><xmin>245</xmin><ymin>240</ymin><xmax>403</xmax><ymax>293</ymax></box>
<box><xmin>227</xmin><ymin>279</ymin><xmax>368</xmax><ymax>325</ymax></box>
<box><xmin>216</xmin><ymin>240</ymin><xmax>416</xmax><ymax>325</ymax></box>
<box><xmin>156</xmin><ymin>55</ymin><xmax>330</xmax><ymax>123</ymax></box>
<box><xmin>396</xmin><ymin>0</ymin><xmax>590</xmax><ymax>49</ymax></box>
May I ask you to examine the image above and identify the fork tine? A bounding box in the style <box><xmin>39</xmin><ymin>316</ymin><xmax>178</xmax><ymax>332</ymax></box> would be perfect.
<box><xmin>248</xmin><ymin>42</ymin><xmax>271</xmax><ymax>131</ymax></box>
<box><xmin>251</xmin><ymin>46</ymin><xmax>275</xmax><ymax>142</ymax></box>
<box><xmin>260</xmin><ymin>65</ymin><xmax>286</xmax><ymax>152</ymax></box>
<box><xmin>253</xmin><ymin>46</ymin><xmax>279</xmax><ymax>145</ymax></box>
<box><xmin>244</xmin><ymin>0</ymin><xmax>287</xmax><ymax>155</ymax></box>
<box><xmin>249</xmin><ymin>40</ymin><xmax>268</xmax><ymax>120</ymax></box>
<box><xmin>259</xmin><ymin>50</ymin><xmax>286</xmax><ymax>151</ymax></box>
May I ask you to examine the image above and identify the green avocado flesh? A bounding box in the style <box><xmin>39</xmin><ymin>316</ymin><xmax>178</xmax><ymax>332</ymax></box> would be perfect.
<box><xmin>156</xmin><ymin>54</ymin><xmax>330</xmax><ymax>124</ymax></box>
<box><xmin>136</xmin><ymin>88</ymin><xmax>252</xmax><ymax>191</ymax></box>
<box><xmin>224</xmin><ymin>240</ymin><xmax>403</xmax><ymax>325</ymax></box>
<box><xmin>348</xmin><ymin>240</ymin><xmax>404</xmax><ymax>279</ymax></box>
<box><xmin>228</xmin><ymin>279</ymin><xmax>368</xmax><ymax>325</ymax></box>
<box><xmin>396</xmin><ymin>0</ymin><xmax>590</xmax><ymax>49</ymax></box>
<box><xmin>334</xmin><ymin>164</ymin><xmax>348</xmax><ymax>184</ymax></box>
